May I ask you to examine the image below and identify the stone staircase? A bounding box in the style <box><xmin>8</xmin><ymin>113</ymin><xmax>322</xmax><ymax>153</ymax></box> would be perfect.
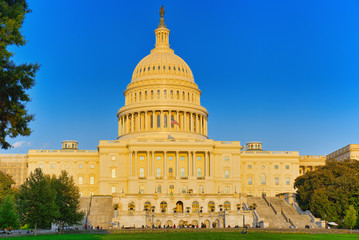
<box><xmin>267</xmin><ymin>197</ymin><xmax>318</xmax><ymax>229</ymax></box>
<box><xmin>80</xmin><ymin>196</ymin><xmax>113</xmax><ymax>228</ymax></box>
<box><xmin>247</xmin><ymin>197</ymin><xmax>291</xmax><ymax>228</ymax></box>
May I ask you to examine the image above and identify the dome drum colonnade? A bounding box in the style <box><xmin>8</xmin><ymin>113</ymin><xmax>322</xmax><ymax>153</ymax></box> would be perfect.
<box><xmin>117</xmin><ymin>6</ymin><xmax>208</xmax><ymax>140</ymax></box>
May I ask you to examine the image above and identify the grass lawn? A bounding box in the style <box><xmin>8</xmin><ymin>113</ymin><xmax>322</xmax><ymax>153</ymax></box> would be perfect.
<box><xmin>8</xmin><ymin>231</ymin><xmax>358</xmax><ymax>240</ymax></box>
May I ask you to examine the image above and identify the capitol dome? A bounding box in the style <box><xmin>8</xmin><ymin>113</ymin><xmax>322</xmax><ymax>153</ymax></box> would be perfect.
<box><xmin>117</xmin><ymin>6</ymin><xmax>208</xmax><ymax>140</ymax></box>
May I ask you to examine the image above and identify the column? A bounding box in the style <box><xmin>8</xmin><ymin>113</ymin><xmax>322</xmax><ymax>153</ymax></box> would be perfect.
<box><xmin>209</xmin><ymin>152</ymin><xmax>213</xmax><ymax>177</ymax></box>
<box><xmin>183</xmin><ymin>112</ymin><xmax>186</xmax><ymax>132</ymax></box>
<box><xmin>129</xmin><ymin>151</ymin><xmax>133</xmax><ymax>176</ymax></box>
<box><xmin>147</xmin><ymin>151</ymin><xmax>150</xmax><ymax>176</ymax></box>
<box><xmin>145</xmin><ymin>111</ymin><xmax>148</xmax><ymax>131</ymax></box>
<box><xmin>205</xmin><ymin>151</ymin><xmax>208</xmax><ymax>177</ymax></box>
<box><xmin>164</xmin><ymin>152</ymin><xmax>167</xmax><ymax>177</ymax></box>
<box><xmin>134</xmin><ymin>151</ymin><xmax>138</xmax><ymax>177</ymax></box>
<box><xmin>161</xmin><ymin>111</ymin><xmax>164</xmax><ymax>129</ymax></box>
<box><xmin>176</xmin><ymin>111</ymin><xmax>179</xmax><ymax>131</ymax></box>
<box><xmin>188</xmin><ymin>152</ymin><xmax>191</xmax><ymax>177</ymax></box>
<box><xmin>192</xmin><ymin>151</ymin><xmax>196</xmax><ymax>176</ymax></box>
<box><xmin>204</xmin><ymin>117</ymin><xmax>208</xmax><ymax>135</ymax></box>
<box><xmin>190</xmin><ymin>113</ymin><xmax>193</xmax><ymax>132</ymax></box>
<box><xmin>176</xmin><ymin>151</ymin><xmax>179</xmax><ymax>177</ymax></box>
<box><xmin>131</xmin><ymin>113</ymin><xmax>134</xmax><ymax>133</ymax></box>
<box><xmin>137</xmin><ymin>112</ymin><xmax>140</xmax><ymax>132</ymax></box>
<box><xmin>152</xmin><ymin>152</ymin><xmax>155</xmax><ymax>176</ymax></box>
<box><xmin>167</xmin><ymin>111</ymin><xmax>171</xmax><ymax>130</ymax></box>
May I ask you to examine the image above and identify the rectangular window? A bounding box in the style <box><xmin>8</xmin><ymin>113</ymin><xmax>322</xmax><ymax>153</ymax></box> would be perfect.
<box><xmin>90</xmin><ymin>164</ymin><xmax>95</xmax><ymax>169</ymax></box>
<box><xmin>248</xmin><ymin>177</ymin><xmax>252</xmax><ymax>185</ymax></box>
<box><xmin>180</xmin><ymin>156</ymin><xmax>185</xmax><ymax>160</ymax></box>
<box><xmin>140</xmin><ymin>168</ymin><xmax>144</xmax><ymax>178</ymax></box>
<box><xmin>285</xmin><ymin>165</ymin><xmax>290</xmax><ymax>169</ymax></box>
<box><xmin>140</xmin><ymin>156</ymin><xmax>144</xmax><ymax>160</ymax></box>
<box><xmin>112</xmin><ymin>156</ymin><xmax>116</xmax><ymax>160</ymax></box>
<box><xmin>79</xmin><ymin>177</ymin><xmax>83</xmax><ymax>185</ymax></box>
<box><xmin>275</xmin><ymin>177</ymin><xmax>279</xmax><ymax>185</ymax></box>
<box><xmin>225</xmin><ymin>170</ymin><xmax>229</xmax><ymax>178</ymax></box>
<box><xmin>157</xmin><ymin>168</ymin><xmax>161</xmax><ymax>178</ymax></box>
<box><xmin>90</xmin><ymin>176</ymin><xmax>94</xmax><ymax>185</ymax></box>
<box><xmin>225</xmin><ymin>157</ymin><xmax>229</xmax><ymax>161</ymax></box>
<box><xmin>199</xmin><ymin>185</ymin><xmax>204</xmax><ymax>193</ymax></box>
<box><xmin>111</xmin><ymin>187</ymin><xmax>116</xmax><ymax>194</ymax></box>
<box><xmin>168</xmin><ymin>156</ymin><xmax>173</xmax><ymax>160</ymax></box>
<box><xmin>197</xmin><ymin>156</ymin><xmax>201</xmax><ymax>160</ymax></box>
<box><xmin>50</xmin><ymin>164</ymin><xmax>55</xmax><ymax>169</ymax></box>
<box><xmin>156</xmin><ymin>156</ymin><xmax>161</xmax><ymax>160</ymax></box>
<box><xmin>181</xmin><ymin>168</ymin><xmax>185</xmax><ymax>178</ymax></box>
<box><xmin>286</xmin><ymin>177</ymin><xmax>290</xmax><ymax>185</ymax></box>
<box><xmin>39</xmin><ymin>164</ymin><xmax>43</xmax><ymax>168</ymax></box>
<box><xmin>274</xmin><ymin>165</ymin><xmax>279</xmax><ymax>169</ymax></box>
<box><xmin>157</xmin><ymin>185</ymin><xmax>162</xmax><ymax>193</ymax></box>
<box><xmin>79</xmin><ymin>164</ymin><xmax>83</xmax><ymax>169</ymax></box>
<box><xmin>248</xmin><ymin>165</ymin><xmax>252</xmax><ymax>169</ymax></box>
<box><xmin>140</xmin><ymin>186</ymin><xmax>144</xmax><ymax>194</ymax></box>
<box><xmin>182</xmin><ymin>186</ymin><xmax>186</xmax><ymax>193</ymax></box>
<box><xmin>112</xmin><ymin>169</ymin><xmax>116</xmax><ymax>178</ymax></box>
<box><xmin>225</xmin><ymin>186</ymin><xmax>230</xmax><ymax>194</ymax></box>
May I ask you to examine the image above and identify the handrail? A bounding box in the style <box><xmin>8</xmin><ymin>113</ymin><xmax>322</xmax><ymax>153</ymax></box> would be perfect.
<box><xmin>269</xmin><ymin>203</ymin><xmax>277</xmax><ymax>215</ymax></box>
<box><xmin>242</xmin><ymin>203</ymin><xmax>250</xmax><ymax>211</ymax></box>
<box><xmin>281</xmin><ymin>209</ymin><xmax>295</xmax><ymax>228</ymax></box>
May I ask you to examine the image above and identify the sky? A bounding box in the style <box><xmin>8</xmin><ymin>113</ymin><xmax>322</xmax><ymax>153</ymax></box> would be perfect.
<box><xmin>2</xmin><ymin>0</ymin><xmax>359</xmax><ymax>155</ymax></box>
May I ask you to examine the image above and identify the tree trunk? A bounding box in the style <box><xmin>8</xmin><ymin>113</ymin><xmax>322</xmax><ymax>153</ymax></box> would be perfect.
<box><xmin>34</xmin><ymin>222</ymin><xmax>37</xmax><ymax>236</ymax></box>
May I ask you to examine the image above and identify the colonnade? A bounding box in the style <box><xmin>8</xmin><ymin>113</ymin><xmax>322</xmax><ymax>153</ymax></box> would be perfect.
<box><xmin>119</xmin><ymin>110</ymin><xmax>207</xmax><ymax>136</ymax></box>
<box><xmin>128</xmin><ymin>150</ymin><xmax>213</xmax><ymax>179</ymax></box>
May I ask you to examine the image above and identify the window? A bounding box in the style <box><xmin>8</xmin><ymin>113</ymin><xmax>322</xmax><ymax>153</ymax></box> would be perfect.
<box><xmin>157</xmin><ymin>90</ymin><xmax>160</xmax><ymax>99</ymax></box>
<box><xmin>164</xmin><ymin>115</ymin><xmax>167</xmax><ymax>128</ymax></box>
<box><xmin>112</xmin><ymin>169</ymin><xmax>116</xmax><ymax>178</ymax></box>
<box><xmin>261</xmin><ymin>165</ymin><xmax>265</xmax><ymax>169</ymax></box>
<box><xmin>150</xmin><ymin>115</ymin><xmax>153</xmax><ymax>128</ymax></box>
<box><xmin>197</xmin><ymin>168</ymin><xmax>202</xmax><ymax>178</ymax></box>
<box><xmin>180</xmin><ymin>156</ymin><xmax>185</xmax><ymax>160</ymax></box>
<box><xmin>168</xmin><ymin>156</ymin><xmax>173</xmax><ymax>160</ymax></box>
<box><xmin>164</xmin><ymin>90</ymin><xmax>167</xmax><ymax>99</ymax></box>
<box><xmin>261</xmin><ymin>174</ymin><xmax>266</xmax><ymax>185</ymax></box>
<box><xmin>275</xmin><ymin>177</ymin><xmax>279</xmax><ymax>185</ymax></box>
<box><xmin>192</xmin><ymin>201</ymin><xmax>199</xmax><ymax>213</ymax></box>
<box><xmin>140</xmin><ymin>168</ymin><xmax>144</xmax><ymax>178</ymax></box>
<box><xmin>248</xmin><ymin>165</ymin><xmax>252</xmax><ymax>169</ymax></box>
<box><xmin>181</xmin><ymin>186</ymin><xmax>186</xmax><ymax>193</ymax></box>
<box><xmin>39</xmin><ymin>164</ymin><xmax>43</xmax><ymax>168</ymax></box>
<box><xmin>50</xmin><ymin>164</ymin><xmax>55</xmax><ymax>169</ymax></box>
<box><xmin>181</xmin><ymin>168</ymin><xmax>185</xmax><ymax>178</ymax></box>
<box><xmin>225</xmin><ymin>170</ymin><xmax>229</xmax><ymax>178</ymax></box>
<box><xmin>156</xmin><ymin>156</ymin><xmax>161</xmax><ymax>160</ymax></box>
<box><xmin>168</xmin><ymin>168</ymin><xmax>173</xmax><ymax>175</ymax></box>
<box><xmin>111</xmin><ymin>187</ymin><xmax>116</xmax><ymax>193</ymax></box>
<box><xmin>224</xmin><ymin>201</ymin><xmax>231</xmax><ymax>210</ymax></box>
<box><xmin>225</xmin><ymin>186</ymin><xmax>230</xmax><ymax>194</ymax></box>
<box><xmin>90</xmin><ymin>164</ymin><xmax>94</xmax><ymax>169</ymax></box>
<box><xmin>274</xmin><ymin>165</ymin><xmax>279</xmax><ymax>169</ymax></box>
<box><xmin>225</xmin><ymin>156</ymin><xmax>229</xmax><ymax>161</ymax></box>
<box><xmin>157</xmin><ymin>115</ymin><xmax>161</xmax><ymax>128</ymax></box>
<box><xmin>199</xmin><ymin>185</ymin><xmax>204</xmax><ymax>193</ymax></box>
<box><xmin>285</xmin><ymin>165</ymin><xmax>290</xmax><ymax>169</ymax></box>
<box><xmin>286</xmin><ymin>177</ymin><xmax>290</xmax><ymax>185</ymax></box>
<box><xmin>160</xmin><ymin>201</ymin><xmax>167</xmax><ymax>211</ymax></box>
<box><xmin>140</xmin><ymin>156</ymin><xmax>144</xmax><ymax>160</ymax></box>
<box><xmin>140</xmin><ymin>185</ymin><xmax>144</xmax><ymax>193</ymax></box>
<box><xmin>90</xmin><ymin>176</ymin><xmax>94</xmax><ymax>185</ymax></box>
<box><xmin>79</xmin><ymin>177</ymin><xmax>83</xmax><ymax>184</ymax></box>
<box><xmin>157</xmin><ymin>168</ymin><xmax>161</xmax><ymax>178</ymax></box>
<box><xmin>157</xmin><ymin>185</ymin><xmax>162</xmax><ymax>193</ymax></box>
<box><xmin>197</xmin><ymin>156</ymin><xmax>201</xmax><ymax>160</ymax></box>
<box><xmin>79</xmin><ymin>164</ymin><xmax>83</xmax><ymax>169</ymax></box>
<box><xmin>65</xmin><ymin>164</ymin><xmax>69</xmax><ymax>168</ymax></box>
<box><xmin>248</xmin><ymin>177</ymin><xmax>252</xmax><ymax>185</ymax></box>
<box><xmin>208</xmin><ymin>201</ymin><xmax>215</xmax><ymax>212</ymax></box>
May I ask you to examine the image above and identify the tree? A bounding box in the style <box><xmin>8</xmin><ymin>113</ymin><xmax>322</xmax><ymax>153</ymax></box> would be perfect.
<box><xmin>51</xmin><ymin>171</ymin><xmax>84</xmax><ymax>234</ymax></box>
<box><xmin>0</xmin><ymin>195</ymin><xmax>19</xmax><ymax>229</ymax></box>
<box><xmin>0</xmin><ymin>171</ymin><xmax>17</xmax><ymax>203</ymax></box>
<box><xmin>294</xmin><ymin>159</ymin><xmax>359</xmax><ymax>228</ymax></box>
<box><xmin>17</xmin><ymin>168</ymin><xmax>59</xmax><ymax>235</ymax></box>
<box><xmin>344</xmin><ymin>205</ymin><xmax>357</xmax><ymax>232</ymax></box>
<box><xmin>0</xmin><ymin>0</ymin><xmax>40</xmax><ymax>149</ymax></box>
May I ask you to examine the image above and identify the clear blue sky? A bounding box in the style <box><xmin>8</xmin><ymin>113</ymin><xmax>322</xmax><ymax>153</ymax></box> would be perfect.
<box><xmin>2</xmin><ymin>0</ymin><xmax>359</xmax><ymax>155</ymax></box>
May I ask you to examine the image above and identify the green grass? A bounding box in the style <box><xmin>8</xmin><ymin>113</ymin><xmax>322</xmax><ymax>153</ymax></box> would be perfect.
<box><xmin>7</xmin><ymin>231</ymin><xmax>359</xmax><ymax>240</ymax></box>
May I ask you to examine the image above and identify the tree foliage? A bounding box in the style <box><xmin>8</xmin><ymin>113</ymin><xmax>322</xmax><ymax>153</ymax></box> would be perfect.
<box><xmin>0</xmin><ymin>171</ymin><xmax>17</xmax><ymax>203</ymax></box>
<box><xmin>294</xmin><ymin>159</ymin><xmax>359</xmax><ymax>228</ymax></box>
<box><xmin>0</xmin><ymin>0</ymin><xmax>39</xmax><ymax>149</ymax></box>
<box><xmin>0</xmin><ymin>195</ymin><xmax>19</xmax><ymax>229</ymax></box>
<box><xmin>344</xmin><ymin>205</ymin><xmax>357</xmax><ymax>231</ymax></box>
<box><xmin>51</xmin><ymin>170</ymin><xmax>84</xmax><ymax>233</ymax></box>
<box><xmin>17</xmin><ymin>168</ymin><xmax>59</xmax><ymax>232</ymax></box>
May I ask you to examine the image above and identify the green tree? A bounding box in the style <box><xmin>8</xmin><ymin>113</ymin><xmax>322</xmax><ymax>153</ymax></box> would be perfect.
<box><xmin>0</xmin><ymin>171</ymin><xmax>17</xmax><ymax>203</ymax></box>
<box><xmin>51</xmin><ymin>171</ymin><xmax>84</xmax><ymax>234</ymax></box>
<box><xmin>0</xmin><ymin>195</ymin><xmax>19</xmax><ymax>229</ymax></box>
<box><xmin>17</xmin><ymin>168</ymin><xmax>59</xmax><ymax>235</ymax></box>
<box><xmin>344</xmin><ymin>205</ymin><xmax>357</xmax><ymax>232</ymax></box>
<box><xmin>294</xmin><ymin>159</ymin><xmax>359</xmax><ymax>227</ymax></box>
<box><xmin>0</xmin><ymin>0</ymin><xmax>40</xmax><ymax>149</ymax></box>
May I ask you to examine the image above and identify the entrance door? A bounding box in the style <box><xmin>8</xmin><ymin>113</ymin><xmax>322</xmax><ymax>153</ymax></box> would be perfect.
<box><xmin>176</xmin><ymin>201</ymin><xmax>183</xmax><ymax>213</ymax></box>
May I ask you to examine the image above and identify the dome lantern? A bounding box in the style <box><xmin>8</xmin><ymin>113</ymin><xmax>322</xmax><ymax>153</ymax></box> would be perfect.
<box><xmin>154</xmin><ymin>6</ymin><xmax>170</xmax><ymax>50</ymax></box>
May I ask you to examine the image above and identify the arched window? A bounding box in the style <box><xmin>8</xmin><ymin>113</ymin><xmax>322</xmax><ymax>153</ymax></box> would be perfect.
<box><xmin>224</xmin><ymin>201</ymin><xmax>231</xmax><ymax>210</ymax></box>
<box><xmin>151</xmin><ymin>90</ymin><xmax>154</xmax><ymax>99</ymax></box>
<box><xmin>157</xmin><ymin>115</ymin><xmax>161</xmax><ymax>128</ymax></box>
<box><xmin>139</xmin><ymin>92</ymin><xmax>142</xmax><ymax>101</ymax></box>
<box><xmin>182</xmin><ymin>91</ymin><xmax>185</xmax><ymax>100</ymax></box>
<box><xmin>156</xmin><ymin>168</ymin><xmax>161</xmax><ymax>178</ymax></box>
<box><xmin>170</xmin><ymin>90</ymin><xmax>173</xmax><ymax>99</ymax></box>
<box><xmin>261</xmin><ymin>174</ymin><xmax>266</xmax><ymax>185</ymax></box>
<box><xmin>192</xmin><ymin>201</ymin><xmax>199</xmax><ymax>213</ymax></box>
<box><xmin>197</xmin><ymin>168</ymin><xmax>202</xmax><ymax>178</ymax></box>
<box><xmin>164</xmin><ymin>90</ymin><xmax>167</xmax><ymax>99</ymax></box>
<box><xmin>139</xmin><ymin>168</ymin><xmax>144</xmax><ymax>178</ymax></box>
<box><xmin>180</xmin><ymin>168</ymin><xmax>185</xmax><ymax>178</ymax></box>
<box><xmin>187</xmin><ymin>92</ymin><xmax>190</xmax><ymax>101</ymax></box>
<box><xmin>157</xmin><ymin>90</ymin><xmax>160</xmax><ymax>99</ymax></box>
<box><xmin>160</xmin><ymin>201</ymin><xmax>167</xmax><ymax>212</ymax></box>
<box><xmin>225</xmin><ymin>170</ymin><xmax>229</xmax><ymax>178</ymax></box>
<box><xmin>208</xmin><ymin>201</ymin><xmax>215</xmax><ymax>212</ymax></box>
<box><xmin>128</xmin><ymin>201</ymin><xmax>135</xmax><ymax>211</ymax></box>
<box><xmin>134</xmin><ymin>93</ymin><xmax>136</xmax><ymax>102</ymax></box>
<box><xmin>177</xmin><ymin>91</ymin><xmax>179</xmax><ymax>100</ymax></box>
<box><xmin>145</xmin><ymin>91</ymin><xmax>147</xmax><ymax>100</ymax></box>
<box><xmin>150</xmin><ymin>114</ymin><xmax>153</xmax><ymax>128</ymax></box>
